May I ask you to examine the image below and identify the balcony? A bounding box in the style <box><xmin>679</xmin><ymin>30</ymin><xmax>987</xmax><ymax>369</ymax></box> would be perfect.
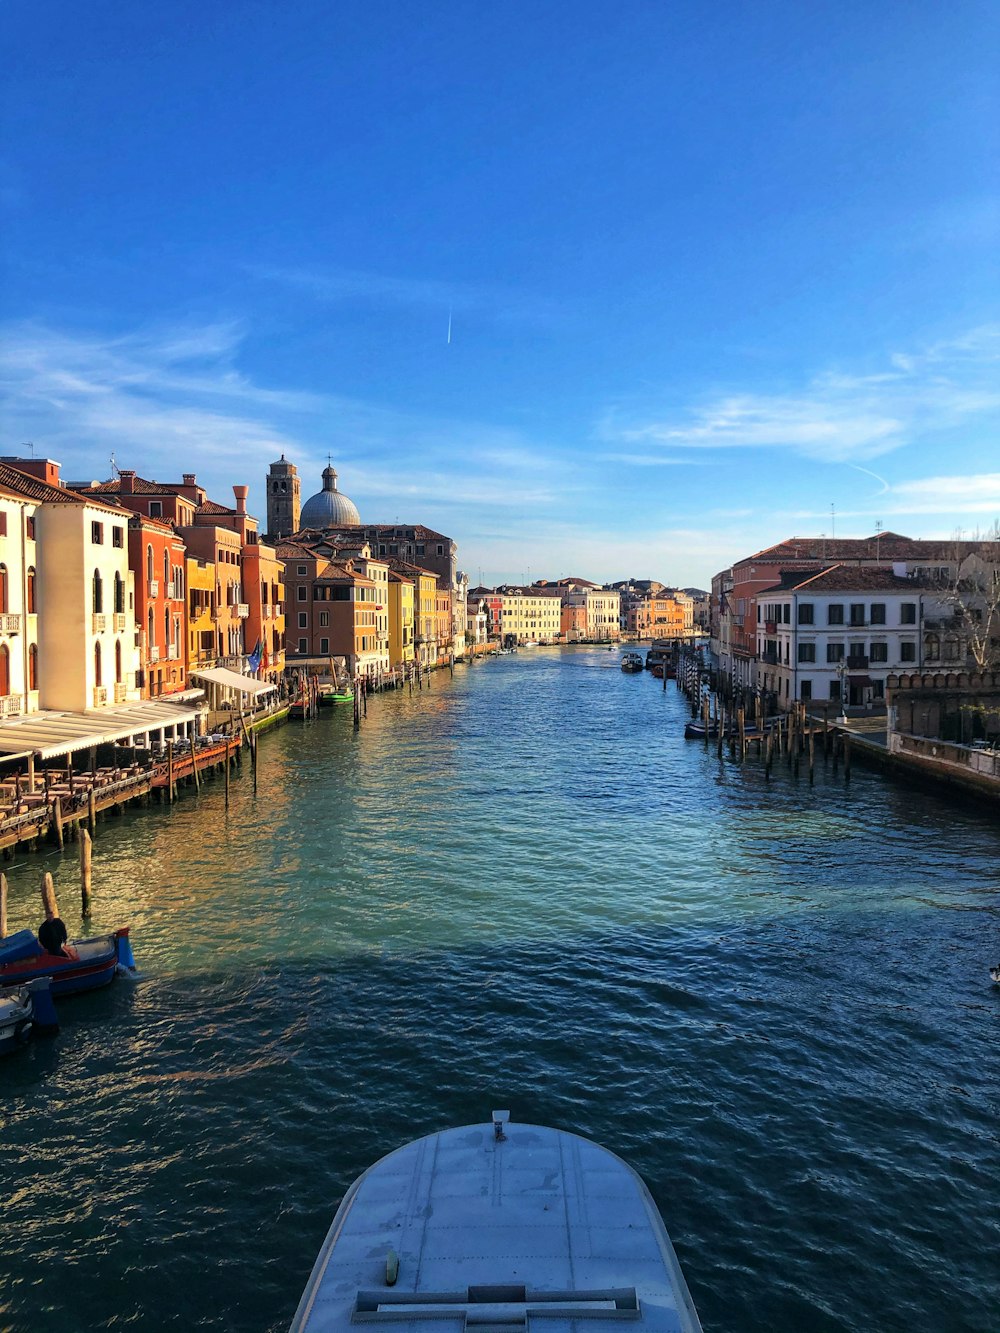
<box><xmin>113</xmin><ymin>613</ymin><xmax>129</xmax><ymax>632</ymax></box>
<box><xmin>846</xmin><ymin>654</ymin><xmax>869</xmax><ymax>669</ymax></box>
<box><xmin>92</xmin><ymin>613</ymin><xmax>107</xmax><ymax>633</ymax></box>
<box><xmin>237</xmin><ymin>603</ymin><xmax>250</xmax><ymax>618</ymax></box>
<box><xmin>168</xmin><ymin>645</ymin><xmax>180</xmax><ymax>660</ymax></box>
<box><xmin>149</xmin><ymin>646</ymin><xmax>161</xmax><ymax>662</ymax></box>
<box><xmin>0</xmin><ymin>612</ymin><xmax>22</xmax><ymax>634</ymax></box>
<box><xmin>114</xmin><ymin>682</ymin><xmax>128</xmax><ymax>703</ymax></box>
<box><xmin>93</xmin><ymin>686</ymin><xmax>108</xmax><ymax>706</ymax></box>
<box><xmin>761</xmin><ymin>650</ymin><xmax>779</xmax><ymax>665</ymax></box>
<box><xmin>149</xmin><ymin>580</ymin><xmax>159</xmax><ymax>598</ymax></box>
<box><xmin>0</xmin><ymin>693</ymin><xmax>23</xmax><ymax>717</ymax></box>
<box><xmin>764</xmin><ymin>620</ymin><xmax>777</xmax><ymax>634</ymax></box>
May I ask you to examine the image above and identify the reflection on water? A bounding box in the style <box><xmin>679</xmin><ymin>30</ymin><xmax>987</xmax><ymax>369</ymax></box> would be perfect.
<box><xmin>2</xmin><ymin>648</ymin><xmax>997</xmax><ymax>1333</ymax></box>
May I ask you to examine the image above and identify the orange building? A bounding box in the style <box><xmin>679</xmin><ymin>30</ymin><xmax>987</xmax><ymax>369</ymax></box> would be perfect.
<box><xmin>128</xmin><ymin>515</ymin><xmax>187</xmax><ymax>698</ymax></box>
<box><xmin>242</xmin><ymin>542</ymin><xmax>285</xmax><ymax>681</ymax></box>
<box><xmin>279</xmin><ymin>542</ymin><xmax>387</xmax><ymax>677</ymax></box>
<box><xmin>186</xmin><ymin>555</ymin><xmax>216</xmax><ymax>674</ymax></box>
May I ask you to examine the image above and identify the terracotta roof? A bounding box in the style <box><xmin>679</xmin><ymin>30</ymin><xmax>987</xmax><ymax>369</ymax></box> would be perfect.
<box><xmin>385</xmin><ymin>557</ymin><xmax>438</xmax><ymax>581</ymax></box>
<box><xmin>196</xmin><ymin>499</ymin><xmax>237</xmax><ymax>516</ymax></box>
<box><xmin>0</xmin><ymin>462</ymin><xmax>122</xmax><ymax>511</ymax></box>
<box><xmin>80</xmin><ymin>475</ymin><xmax>181</xmax><ymax>496</ymax></box>
<box><xmin>127</xmin><ymin>512</ymin><xmax>182</xmax><ymax>537</ymax></box>
<box><xmin>764</xmin><ymin>564</ymin><xmax>935</xmax><ymax>593</ymax></box>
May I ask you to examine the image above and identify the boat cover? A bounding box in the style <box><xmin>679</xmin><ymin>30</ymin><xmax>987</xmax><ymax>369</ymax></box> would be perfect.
<box><xmin>290</xmin><ymin>1119</ymin><xmax>703</xmax><ymax>1333</ymax></box>
<box><xmin>0</xmin><ymin>930</ymin><xmax>43</xmax><ymax>966</ymax></box>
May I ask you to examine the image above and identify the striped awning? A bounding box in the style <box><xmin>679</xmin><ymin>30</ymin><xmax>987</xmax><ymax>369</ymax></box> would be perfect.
<box><xmin>0</xmin><ymin>700</ymin><xmax>205</xmax><ymax>759</ymax></box>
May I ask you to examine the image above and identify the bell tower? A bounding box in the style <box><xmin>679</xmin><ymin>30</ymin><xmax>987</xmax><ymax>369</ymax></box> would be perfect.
<box><xmin>266</xmin><ymin>455</ymin><xmax>300</xmax><ymax>538</ymax></box>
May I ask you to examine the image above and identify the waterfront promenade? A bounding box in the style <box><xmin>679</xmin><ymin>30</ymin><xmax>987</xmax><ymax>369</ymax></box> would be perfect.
<box><xmin>2</xmin><ymin>648</ymin><xmax>996</xmax><ymax>1333</ymax></box>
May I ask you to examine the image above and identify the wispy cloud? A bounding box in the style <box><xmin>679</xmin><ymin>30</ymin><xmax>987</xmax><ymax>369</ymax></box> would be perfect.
<box><xmin>600</xmin><ymin>325</ymin><xmax>1000</xmax><ymax>463</ymax></box>
<box><xmin>246</xmin><ymin>263</ymin><xmax>558</xmax><ymax>325</ymax></box>
<box><xmin>0</xmin><ymin>318</ymin><xmax>565</xmax><ymax>522</ymax></box>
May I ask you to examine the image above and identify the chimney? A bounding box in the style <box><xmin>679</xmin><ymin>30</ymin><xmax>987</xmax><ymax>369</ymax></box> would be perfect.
<box><xmin>3</xmin><ymin>457</ymin><xmax>61</xmax><ymax>487</ymax></box>
<box><xmin>233</xmin><ymin>485</ymin><xmax>249</xmax><ymax>515</ymax></box>
<box><xmin>119</xmin><ymin>469</ymin><xmax>136</xmax><ymax>494</ymax></box>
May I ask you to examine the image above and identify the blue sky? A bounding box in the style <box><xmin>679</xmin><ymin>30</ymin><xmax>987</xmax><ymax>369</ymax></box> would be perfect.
<box><xmin>2</xmin><ymin>1</ymin><xmax>998</xmax><ymax>587</ymax></box>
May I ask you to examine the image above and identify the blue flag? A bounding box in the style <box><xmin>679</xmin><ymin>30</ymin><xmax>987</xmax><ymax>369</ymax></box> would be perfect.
<box><xmin>247</xmin><ymin>639</ymin><xmax>263</xmax><ymax>674</ymax></box>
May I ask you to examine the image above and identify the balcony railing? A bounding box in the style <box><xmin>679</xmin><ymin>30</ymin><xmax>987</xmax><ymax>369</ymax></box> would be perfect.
<box><xmin>149</xmin><ymin>580</ymin><xmax>159</xmax><ymax>598</ymax></box>
<box><xmin>168</xmin><ymin>645</ymin><xmax>180</xmax><ymax>660</ymax></box>
<box><xmin>114</xmin><ymin>682</ymin><xmax>128</xmax><ymax>703</ymax></box>
<box><xmin>846</xmin><ymin>654</ymin><xmax>869</xmax><ymax>669</ymax></box>
<box><xmin>93</xmin><ymin>686</ymin><xmax>108</xmax><ymax>706</ymax></box>
<box><xmin>761</xmin><ymin>650</ymin><xmax>779</xmax><ymax>665</ymax></box>
<box><xmin>237</xmin><ymin>603</ymin><xmax>250</xmax><ymax>618</ymax></box>
<box><xmin>0</xmin><ymin>693</ymin><xmax>23</xmax><ymax>716</ymax></box>
<box><xmin>113</xmin><ymin>613</ymin><xmax>129</xmax><ymax>632</ymax></box>
<box><xmin>92</xmin><ymin>613</ymin><xmax>107</xmax><ymax>633</ymax></box>
<box><xmin>149</xmin><ymin>646</ymin><xmax>161</xmax><ymax>662</ymax></box>
<box><xmin>0</xmin><ymin>613</ymin><xmax>22</xmax><ymax>634</ymax></box>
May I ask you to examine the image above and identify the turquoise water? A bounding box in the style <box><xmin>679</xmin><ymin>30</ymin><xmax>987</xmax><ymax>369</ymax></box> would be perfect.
<box><xmin>1</xmin><ymin>647</ymin><xmax>997</xmax><ymax>1332</ymax></box>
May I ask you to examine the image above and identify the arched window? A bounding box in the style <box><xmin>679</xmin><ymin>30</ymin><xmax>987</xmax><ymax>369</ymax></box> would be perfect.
<box><xmin>164</xmin><ymin>605</ymin><xmax>170</xmax><ymax>650</ymax></box>
<box><xmin>93</xmin><ymin>569</ymin><xmax>103</xmax><ymax>614</ymax></box>
<box><xmin>0</xmin><ymin>563</ymin><xmax>7</xmax><ymax>614</ymax></box>
<box><xmin>0</xmin><ymin>643</ymin><xmax>9</xmax><ymax>695</ymax></box>
<box><xmin>163</xmin><ymin>549</ymin><xmax>170</xmax><ymax>586</ymax></box>
<box><xmin>28</xmin><ymin>643</ymin><xmax>38</xmax><ymax>691</ymax></box>
<box><xmin>146</xmin><ymin>544</ymin><xmax>154</xmax><ymax>583</ymax></box>
<box><xmin>94</xmin><ymin>641</ymin><xmax>102</xmax><ymax>687</ymax></box>
<box><xmin>147</xmin><ymin>607</ymin><xmax>155</xmax><ymax>656</ymax></box>
<box><xmin>114</xmin><ymin>571</ymin><xmax>124</xmax><ymax>614</ymax></box>
<box><xmin>115</xmin><ymin>639</ymin><xmax>122</xmax><ymax>683</ymax></box>
<box><xmin>26</xmin><ymin>566</ymin><xmax>36</xmax><ymax>614</ymax></box>
<box><xmin>924</xmin><ymin>633</ymin><xmax>940</xmax><ymax>662</ymax></box>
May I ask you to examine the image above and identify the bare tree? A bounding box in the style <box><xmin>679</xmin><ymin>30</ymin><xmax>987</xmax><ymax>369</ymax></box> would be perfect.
<box><xmin>934</xmin><ymin>523</ymin><xmax>1000</xmax><ymax>671</ymax></box>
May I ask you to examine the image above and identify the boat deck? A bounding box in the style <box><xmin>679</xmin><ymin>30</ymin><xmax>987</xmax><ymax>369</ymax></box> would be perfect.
<box><xmin>291</xmin><ymin>1120</ymin><xmax>703</xmax><ymax>1333</ymax></box>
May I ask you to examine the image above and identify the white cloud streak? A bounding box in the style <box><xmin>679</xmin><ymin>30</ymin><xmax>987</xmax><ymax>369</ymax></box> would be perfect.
<box><xmin>602</xmin><ymin>325</ymin><xmax>1000</xmax><ymax>463</ymax></box>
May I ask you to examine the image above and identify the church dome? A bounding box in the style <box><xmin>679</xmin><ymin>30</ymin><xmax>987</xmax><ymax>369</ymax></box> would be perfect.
<box><xmin>300</xmin><ymin>462</ymin><xmax>360</xmax><ymax>528</ymax></box>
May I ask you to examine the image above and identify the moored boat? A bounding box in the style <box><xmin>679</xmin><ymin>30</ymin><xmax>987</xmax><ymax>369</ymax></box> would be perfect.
<box><xmin>318</xmin><ymin>687</ymin><xmax>354</xmax><ymax>705</ymax></box>
<box><xmin>0</xmin><ymin>978</ymin><xmax>59</xmax><ymax>1053</ymax></box>
<box><xmin>0</xmin><ymin>927</ymin><xmax>135</xmax><ymax>997</ymax></box>
<box><xmin>621</xmin><ymin>651</ymin><xmax>644</xmax><ymax>672</ymax></box>
<box><xmin>289</xmin><ymin>1111</ymin><xmax>704</xmax><ymax>1333</ymax></box>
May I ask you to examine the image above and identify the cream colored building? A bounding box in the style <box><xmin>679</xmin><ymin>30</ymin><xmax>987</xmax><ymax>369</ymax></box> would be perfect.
<box><xmin>0</xmin><ymin>481</ymin><xmax>39</xmax><ymax>715</ymax></box>
<box><xmin>497</xmin><ymin>587</ymin><xmax>563</xmax><ymax>644</ymax></box>
<box><xmin>564</xmin><ymin>588</ymin><xmax>620</xmax><ymax>641</ymax></box>
<box><xmin>1</xmin><ymin>460</ymin><xmax>141</xmax><ymax>712</ymax></box>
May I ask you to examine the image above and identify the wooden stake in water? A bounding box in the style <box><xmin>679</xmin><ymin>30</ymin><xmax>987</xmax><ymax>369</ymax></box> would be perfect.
<box><xmin>41</xmin><ymin>870</ymin><xmax>58</xmax><ymax>920</ymax></box>
<box><xmin>224</xmin><ymin>739</ymin><xmax>231</xmax><ymax>809</ymax></box>
<box><xmin>80</xmin><ymin>827</ymin><xmax>93</xmax><ymax>918</ymax></box>
<box><xmin>88</xmin><ymin>786</ymin><xmax>97</xmax><ymax>834</ymax></box>
<box><xmin>190</xmin><ymin>735</ymin><xmax>201</xmax><ymax>791</ymax></box>
<box><xmin>53</xmin><ymin>797</ymin><xmax>64</xmax><ymax>850</ymax></box>
<box><xmin>167</xmin><ymin>740</ymin><xmax>175</xmax><ymax>802</ymax></box>
<box><xmin>0</xmin><ymin>872</ymin><xmax>7</xmax><ymax>939</ymax></box>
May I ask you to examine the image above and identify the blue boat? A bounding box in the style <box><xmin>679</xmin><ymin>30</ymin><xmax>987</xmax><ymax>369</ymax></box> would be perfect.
<box><xmin>0</xmin><ymin>927</ymin><xmax>135</xmax><ymax>997</ymax></box>
<box><xmin>289</xmin><ymin>1112</ymin><xmax>704</xmax><ymax>1333</ymax></box>
<box><xmin>0</xmin><ymin>977</ymin><xmax>59</xmax><ymax>1053</ymax></box>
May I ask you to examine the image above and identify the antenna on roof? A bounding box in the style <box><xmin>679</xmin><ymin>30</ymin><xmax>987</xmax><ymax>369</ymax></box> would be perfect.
<box><xmin>20</xmin><ymin>442</ymin><xmax>34</xmax><ymax>458</ymax></box>
<box><xmin>831</xmin><ymin>503</ymin><xmax>835</xmax><ymax>541</ymax></box>
<box><xmin>110</xmin><ymin>451</ymin><xmax>120</xmax><ymax>478</ymax></box>
<box><xmin>875</xmin><ymin>519</ymin><xmax>883</xmax><ymax>565</ymax></box>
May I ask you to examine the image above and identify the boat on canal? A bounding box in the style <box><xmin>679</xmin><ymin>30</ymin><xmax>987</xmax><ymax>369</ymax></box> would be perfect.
<box><xmin>289</xmin><ymin>1111</ymin><xmax>704</xmax><ymax>1333</ymax></box>
<box><xmin>621</xmin><ymin>651</ymin><xmax>644</xmax><ymax>672</ymax></box>
<box><xmin>318</xmin><ymin>687</ymin><xmax>354</xmax><ymax>705</ymax></box>
<box><xmin>0</xmin><ymin>927</ymin><xmax>135</xmax><ymax>997</ymax></box>
<box><xmin>0</xmin><ymin>977</ymin><xmax>58</xmax><ymax>1053</ymax></box>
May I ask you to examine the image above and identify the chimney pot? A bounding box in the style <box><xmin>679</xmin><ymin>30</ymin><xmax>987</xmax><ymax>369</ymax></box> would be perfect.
<box><xmin>183</xmin><ymin>474</ymin><xmax>196</xmax><ymax>486</ymax></box>
<box><xmin>233</xmin><ymin>484</ymin><xmax>249</xmax><ymax>515</ymax></box>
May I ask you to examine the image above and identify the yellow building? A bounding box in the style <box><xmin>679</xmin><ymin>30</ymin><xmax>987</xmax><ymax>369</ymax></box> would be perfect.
<box><xmin>497</xmin><ymin>586</ymin><xmax>562</xmax><ymax>644</ymax></box>
<box><xmin>387</xmin><ymin>569</ymin><xmax>415</xmax><ymax>668</ymax></box>
<box><xmin>186</xmin><ymin>555</ymin><xmax>216</xmax><ymax>673</ymax></box>
<box><xmin>414</xmin><ymin>569</ymin><xmax>439</xmax><ymax>668</ymax></box>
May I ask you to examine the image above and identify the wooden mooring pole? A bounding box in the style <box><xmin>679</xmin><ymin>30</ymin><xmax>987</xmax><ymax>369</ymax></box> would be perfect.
<box><xmin>88</xmin><ymin>787</ymin><xmax>97</xmax><ymax>834</ymax></box>
<box><xmin>190</xmin><ymin>735</ymin><xmax>201</xmax><ymax>791</ymax></box>
<box><xmin>224</xmin><ymin>739</ymin><xmax>231</xmax><ymax>809</ymax></box>
<box><xmin>80</xmin><ymin>827</ymin><xmax>93</xmax><ymax>918</ymax></box>
<box><xmin>167</xmin><ymin>740</ymin><xmax>175</xmax><ymax>802</ymax></box>
<box><xmin>53</xmin><ymin>797</ymin><xmax>64</xmax><ymax>850</ymax></box>
<box><xmin>0</xmin><ymin>871</ymin><xmax>7</xmax><ymax>939</ymax></box>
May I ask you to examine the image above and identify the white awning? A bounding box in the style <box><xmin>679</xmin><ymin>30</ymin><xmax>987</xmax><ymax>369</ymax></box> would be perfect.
<box><xmin>0</xmin><ymin>701</ymin><xmax>205</xmax><ymax>759</ymax></box>
<box><xmin>190</xmin><ymin>667</ymin><xmax>277</xmax><ymax>697</ymax></box>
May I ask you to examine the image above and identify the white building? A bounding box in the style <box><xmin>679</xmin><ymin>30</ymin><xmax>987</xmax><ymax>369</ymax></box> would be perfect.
<box><xmin>496</xmin><ymin>587</ymin><xmax>563</xmax><ymax>644</ymax></box>
<box><xmin>565</xmin><ymin>588</ymin><xmax>621</xmax><ymax>641</ymax></box>
<box><xmin>757</xmin><ymin>564</ymin><xmax>947</xmax><ymax>711</ymax></box>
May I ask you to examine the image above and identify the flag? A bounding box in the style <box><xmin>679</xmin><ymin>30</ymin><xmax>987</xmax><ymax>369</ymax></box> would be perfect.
<box><xmin>247</xmin><ymin>638</ymin><xmax>263</xmax><ymax>674</ymax></box>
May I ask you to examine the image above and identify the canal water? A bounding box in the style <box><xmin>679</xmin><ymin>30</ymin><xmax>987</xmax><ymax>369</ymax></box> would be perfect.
<box><xmin>1</xmin><ymin>648</ymin><xmax>997</xmax><ymax>1333</ymax></box>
